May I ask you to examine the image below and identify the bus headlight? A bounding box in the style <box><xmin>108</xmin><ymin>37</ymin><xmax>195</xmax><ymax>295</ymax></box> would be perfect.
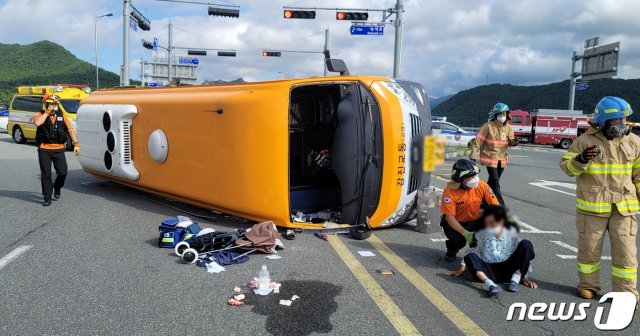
<box><xmin>381</xmin><ymin>81</ymin><xmax>417</xmax><ymax>110</ymax></box>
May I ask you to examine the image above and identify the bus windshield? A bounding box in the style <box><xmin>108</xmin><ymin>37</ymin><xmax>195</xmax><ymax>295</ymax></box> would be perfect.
<box><xmin>60</xmin><ymin>99</ymin><xmax>81</xmax><ymax>114</ymax></box>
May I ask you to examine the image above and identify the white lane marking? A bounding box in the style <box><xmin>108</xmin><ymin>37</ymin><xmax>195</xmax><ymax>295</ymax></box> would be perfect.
<box><xmin>430</xmin><ymin>238</ymin><xmax>447</xmax><ymax>242</ymax></box>
<box><xmin>509</xmin><ymin>155</ymin><xmax>529</xmax><ymax>158</ymax></box>
<box><xmin>520</xmin><ymin>221</ymin><xmax>562</xmax><ymax>234</ymax></box>
<box><xmin>556</xmin><ymin>255</ymin><xmax>612</xmax><ymax>260</ymax></box>
<box><xmin>551</xmin><ymin>240</ymin><xmax>612</xmax><ymax>260</ymax></box>
<box><xmin>529</xmin><ymin>179</ymin><xmax>576</xmax><ymax>196</ymax></box>
<box><xmin>0</xmin><ymin>245</ymin><xmax>32</xmax><ymax>271</ymax></box>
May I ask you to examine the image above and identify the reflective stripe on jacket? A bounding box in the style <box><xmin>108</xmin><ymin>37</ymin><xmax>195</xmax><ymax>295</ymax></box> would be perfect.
<box><xmin>470</xmin><ymin>120</ymin><xmax>515</xmax><ymax>168</ymax></box>
<box><xmin>559</xmin><ymin>126</ymin><xmax>640</xmax><ymax>217</ymax></box>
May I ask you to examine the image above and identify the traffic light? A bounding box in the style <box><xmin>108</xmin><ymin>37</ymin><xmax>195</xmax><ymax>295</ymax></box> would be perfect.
<box><xmin>336</xmin><ymin>11</ymin><xmax>369</xmax><ymax>21</ymax></box>
<box><xmin>262</xmin><ymin>51</ymin><xmax>282</xmax><ymax>57</ymax></box>
<box><xmin>130</xmin><ymin>6</ymin><xmax>151</xmax><ymax>31</ymax></box>
<box><xmin>208</xmin><ymin>6</ymin><xmax>240</xmax><ymax>18</ymax></box>
<box><xmin>188</xmin><ymin>50</ymin><xmax>207</xmax><ymax>56</ymax></box>
<box><xmin>283</xmin><ymin>10</ymin><xmax>316</xmax><ymax>19</ymax></box>
<box><xmin>142</xmin><ymin>41</ymin><xmax>154</xmax><ymax>50</ymax></box>
<box><xmin>217</xmin><ymin>51</ymin><xmax>237</xmax><ymax>57</ymax></box>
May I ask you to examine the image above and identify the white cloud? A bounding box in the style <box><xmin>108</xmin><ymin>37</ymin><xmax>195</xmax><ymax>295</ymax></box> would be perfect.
<box><xmin>1</xmin><ymin>0</ymin><xmax>640</xmax><ymax>96</ymax></box>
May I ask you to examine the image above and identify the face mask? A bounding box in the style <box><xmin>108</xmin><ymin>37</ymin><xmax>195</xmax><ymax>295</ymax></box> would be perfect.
<box><xmin>603</xmin><ymin>122</ymin><xmax>630</xmax><ymax>138</ymax></box>
<box><xmin>53</xmin><ymin>106</ymin><xmax>59</xmax><ymax>111</ymax></box>
<box><xmin>497</xmin><ymin>116</ymin><xmax>507</xmax><ymax>123</ymax></box>
<box><xmin>486</xmin><ymin>227</ymin><xmax>503</xmax><ymax>236</ymax></box>
<box><xmin>465</xmin><ymin>175</ymin><xmax>480</xmax><ymax>188</ymax></box>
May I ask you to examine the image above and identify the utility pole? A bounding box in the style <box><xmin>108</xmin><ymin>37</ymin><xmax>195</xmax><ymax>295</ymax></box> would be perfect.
<box><xmin>140</xmin><ymin>58</ymin><xmax>145</xmax><ymax>86</ymax></box>
<box><xmin>392</xmin><ymin>0</ymin><xmax>403</xmax><ymax>78</ymax></box>
<box><xmin>323</xmin><ymin>29</ymin><xmax>330</xmax><ymax>76</ymax></box>
<box><xmin>568</xmin><ymin>51</ymin><xmax>578</xmax><ymax>111</ymax></box>
<box><xmin>122</xmin><ymin>0</ymin><xmax>131</xmax><ymax>86</ymax></box>
<box><xmin>168</xmin><ymin>22</ymin><xmax>173</xmax><ymax>84</ymax></box>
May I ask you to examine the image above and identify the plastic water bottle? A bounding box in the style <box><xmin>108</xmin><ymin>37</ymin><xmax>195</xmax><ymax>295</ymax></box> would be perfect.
<box><xmin>254</xmin><ymin>265</ymin><xmax>271</xmax><ymax>295</ymax></box>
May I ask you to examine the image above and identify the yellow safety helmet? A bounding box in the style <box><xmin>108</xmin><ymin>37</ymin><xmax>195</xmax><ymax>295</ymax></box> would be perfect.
<box><xmin>42</xmin><ymin>94</ymin><xmax>61</xmax><ymax>104</ymax></box>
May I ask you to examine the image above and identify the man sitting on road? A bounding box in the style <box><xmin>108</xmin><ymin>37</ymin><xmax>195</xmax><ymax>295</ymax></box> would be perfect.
<box><xmin>440</xmin><ymin>159</ymin><xmax>500</xmax><ymax>262</ymax></box>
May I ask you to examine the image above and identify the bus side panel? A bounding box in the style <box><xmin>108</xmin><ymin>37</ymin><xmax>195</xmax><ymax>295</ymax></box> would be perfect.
<box><xmin>82</xmin><ymin>86</ymin><xmax>291</xmax><ymax>226</ymax></box>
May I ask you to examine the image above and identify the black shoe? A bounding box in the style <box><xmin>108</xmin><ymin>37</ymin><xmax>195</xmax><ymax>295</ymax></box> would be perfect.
<box><xmin>444</xmin><ymin>253</ymin><xmax>456</xmax><ymax>262</ymax></box>
<box><xmin>43</xmin><ymin>200</ymin><xmax>51</xmax><ymax>206</ymax></box>
<box><xmin>53</xmin><ymin>189</ymin><xmax>61</xmax><ymax>200</ymax></box>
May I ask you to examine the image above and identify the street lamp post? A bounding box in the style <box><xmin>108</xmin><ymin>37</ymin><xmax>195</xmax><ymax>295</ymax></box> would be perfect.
<box><xmin>94</xmin><ymin>12</ymin><xmax>113</xmax><ymax>90</ymax></box>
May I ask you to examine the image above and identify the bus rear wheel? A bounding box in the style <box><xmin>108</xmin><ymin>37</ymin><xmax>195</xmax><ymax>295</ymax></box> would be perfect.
<box><xmin>12</xmin><ymin>126</ymin><xmax>27</xmax><ymax>144</ymax></box>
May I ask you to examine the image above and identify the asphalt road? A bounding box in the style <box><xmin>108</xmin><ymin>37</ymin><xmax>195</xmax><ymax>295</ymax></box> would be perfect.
<box><xmin>0</xmin><ymin>134</ymin><xmax>637</xmax><ymax>336</ymax></box>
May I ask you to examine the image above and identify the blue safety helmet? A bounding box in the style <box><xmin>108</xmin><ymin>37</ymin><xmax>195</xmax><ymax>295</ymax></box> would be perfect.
<box><xmin>490</xmin><ymin>103</ymin><xmax>510</xmax><ymax>116</ymax></box>
<box><xmin>593</xmin><ymin>96</ymin><xmax>633</xmax><ymax>127</ymax></box>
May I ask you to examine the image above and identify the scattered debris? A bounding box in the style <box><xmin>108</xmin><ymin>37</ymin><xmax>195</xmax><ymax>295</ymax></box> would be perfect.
<box><xmin>228</xmin><ymin>299</ymin><xmax>244</xmax><ymax>306</ymax></box>
<box><xmin>266</xmin><ymin>255</ymin><xmax>282</xmax><ymax>260</ymax></box>
<box><xmin>273</xmin><ymin>283</ymin><xmax>281</xmax><ymax>294</ymax></box>
<box><xmin>357</xmin><ymin>251</ymin><xmax>376</xmax><ymax>257</ymax></box>
<box><xmin>377</xmin><ymin>270</ymin><xmax>395</xmax><ymax>275</ymax></box>
<box><xmin>206</xmin><ymin>261</ymin><xmax>226</xmax><ymax>273</ymax></box>
<box><xmin>233</xmin><ymin>286</ymin><xmax>242</xmax><ymax>293</ymax></box>
<box><xmin>291</xmin><ymin>295</ymin><xmax>300</xmax><ymax>301</ymax></box>
<box><xmin>279</xmin><ymin>300</ymin><xmax>292</xmax><ymax>306</ymax></box>
<box><xmin>314</xmin><ymin>232</ymin><xmax>328</xmax><ymax>241</ymax></box>
<box><xmin>234</xmin><ymin>294</ymin><xmax>245</xmax><ymax>301</ymax></box>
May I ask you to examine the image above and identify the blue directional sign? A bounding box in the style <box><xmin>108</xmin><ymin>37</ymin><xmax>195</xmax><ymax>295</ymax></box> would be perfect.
<box><xmin>129</xmin><ymin>20</ymin><xmax>138</xmax><ymax>32</ymax></box>
<box><xmin>576</xmin><ymin>82</ymin><xmax>589</xmax><ymax>91</ymax></box>
<box><xmin>350</xmin><ymin>25</ymin><xmax>384</xmax><ymax>36</ymax></box>
<box><xmin>153</xmin><ymin>38</ymin><xmax>158</xmax><ymax>51</ymax></box>
<box><xmin>148</xmin><ymin>82</ymin><xmax>164</xmax><ymax>87</ymax></box>
<box><xmin>178</xmin><ymin>58</ymin><xmax>199</xmax><ymax>65</ymax></box>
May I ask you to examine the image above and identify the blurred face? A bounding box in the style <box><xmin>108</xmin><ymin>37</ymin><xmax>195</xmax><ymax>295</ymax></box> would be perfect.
<box><xmin>484</xmin><ymin>214</ymin><xmax>505</xmax><ymax>232</ymax></box>
<box><xmin>609</xmin><ymin>117</ymin><xmax>626</xmax><ymax>126</ymax></box>
<box><xmin>498</xmin><ymin>112</ymin><xmax>507</xmax><ymax>118</ymax></box>
<box><xmin>462</xmin><ymin>174</ymin><xmax>479</xmax><ymax>188</ymax></box>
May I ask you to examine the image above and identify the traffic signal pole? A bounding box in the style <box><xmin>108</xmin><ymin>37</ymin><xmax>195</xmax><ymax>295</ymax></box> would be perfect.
<box><xmin>122</xmin><ymin>0</ymin><xmax>131</xmax><ymax>86</ymax></box>
<box><xmin>393</xmin><ymin>0</ymin><xmax>403</xmax><ymax>78</ymax></box>
<box><xmin>324</xmin><ymin>28</ymin><xmax>330</xmax><ymax>76</ymax></box>
<box><xmin>168</xmin><ymin>23</ymin><xmax>173</xmax><ymax>84</ymax></box>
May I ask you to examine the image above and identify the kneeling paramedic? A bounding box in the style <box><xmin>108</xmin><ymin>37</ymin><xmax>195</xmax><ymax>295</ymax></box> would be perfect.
<box><xmin>441</xmin><ymin>159</ymin><xmax>500</xmax><ymax>262</ymax></box>
<box><xmin>33</xmin><ymin>94</ymin><xmax>79</xmax><ymax>206</ymax></box>
<box><xmin>560</xmin><ymin>96</ymin><xmax>639</xmax><ymax>302</ymax></box>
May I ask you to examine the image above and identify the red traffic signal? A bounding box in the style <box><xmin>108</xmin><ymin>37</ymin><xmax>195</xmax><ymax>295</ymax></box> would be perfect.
<box><xmin>283</xmin><ymin>10</ymin><xmax>316</xmax><ymax>19</ymax></box>
<box><xmin>336</xmin><ymin>11</ymin><xmax>368</xmax><ymax>21</ymax></box>
<box><xmin>262</xmin><ymin>51</ymin><xmax>282</xmax><ymax>57</ymax></box>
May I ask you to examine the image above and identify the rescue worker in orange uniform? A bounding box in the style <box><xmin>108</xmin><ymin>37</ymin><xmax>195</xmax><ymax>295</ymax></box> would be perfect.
<box><xmin>33</xmin><ymin>94</ymin><xmax>79</xmax><ymax>206</ymax></box>
<box><xmin>560</xmin><ymin>96</ymin><xmax>639</xmax><ymax>301</ymax></box>
<box><xmin>441</xmin><ymin>159</ymin><xmax>500</xmax><ymax>262</ymax></box>
<box><xmin>470</xmin><ymin>103</ymin><xmax>517</xmax><ymax>205</ymax></box>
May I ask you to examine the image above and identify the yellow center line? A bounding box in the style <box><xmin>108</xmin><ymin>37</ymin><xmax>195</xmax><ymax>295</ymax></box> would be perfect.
<box><xmin>327</xmin><ymin>235</ymin><xmax>421</xmax><ymax>335</ymax></box>
<box><xmin>368</xmin><ymin>234</ymin><xmax>489</xmax><ymax>336</ymax></box>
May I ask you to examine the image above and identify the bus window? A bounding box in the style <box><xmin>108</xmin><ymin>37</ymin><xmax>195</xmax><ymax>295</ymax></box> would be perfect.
<box><xmin>11</xmin><ymin>96</ymin><xmax>42</xmax><ymax>112</ymax></box>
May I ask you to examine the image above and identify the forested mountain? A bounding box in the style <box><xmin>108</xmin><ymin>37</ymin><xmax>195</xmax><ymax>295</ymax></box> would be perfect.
<box><xmin>433</xmin><ymin>78</ymin><xmax>640</xmax><ymax>126</ymax></box>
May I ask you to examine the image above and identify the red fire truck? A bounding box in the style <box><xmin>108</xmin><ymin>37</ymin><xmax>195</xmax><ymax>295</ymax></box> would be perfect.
<box><xmin>509</xmin><ymin>109</ymin><xmax>591</xmax><ymax>149</ymax></box>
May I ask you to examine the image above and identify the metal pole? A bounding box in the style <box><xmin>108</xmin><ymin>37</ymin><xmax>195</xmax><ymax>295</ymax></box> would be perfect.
<box><xmin>94</xmin><ymin>13</ymin><xmax>99</xmax><ymax>90</ymax></box>
<box><xmin>393</xmin><ymin>0</ymin><xmax>404</xmax><ymax>78</ymax></box>
<box><xmin>168</xmin><ymin>22</ymin><xmax>173</xmax><ymax>85</ymax></box>
<box><xmin>569</xmin><ymin>51</ymin><xmax>577</xmax><ymax>111</ymax></box>
<box><xmin>323</xmin><ymin>29</ymin><xmax>329</xmax><ymax>76</ymax></box>
<box><xmin>140</xmin><ymin>58</ymin><xmax>145</xmax><ymax>87</ymax></box>
<box><xmin>122</xmin><ymin>0</ymin><xmax>131</xmax><ymax>86</ymax></box>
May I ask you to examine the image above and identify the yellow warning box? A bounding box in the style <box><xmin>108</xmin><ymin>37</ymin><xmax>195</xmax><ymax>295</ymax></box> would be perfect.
<box><xmin>423</xmin><ymin>136</ymin><xmax>445</xmax><ymax>172</ymax></box>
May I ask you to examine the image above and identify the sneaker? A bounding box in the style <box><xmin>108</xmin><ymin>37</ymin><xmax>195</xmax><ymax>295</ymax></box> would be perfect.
<box><xmin>488</xmin><ymin>285</ymin><xmax>502</xmax><ymax>297</ymax></box>
<box><xmin>53</xmin><ymin>189</ymin><xmax>61</xmax><ymax>200</ymax></box>
<box><xmin>507</xmin><ymin>280</ymin><xmax>520</xmax><ymax>293</ymax></box>
<box><xmin>444</xmin><ymin>253</ymin><xmax>456</xmax><ymax>262</ymax></box>
<box><xmin>42</xmin><ymin>200</ymin><xmax>51</xmax><ymax>206</ymax></box>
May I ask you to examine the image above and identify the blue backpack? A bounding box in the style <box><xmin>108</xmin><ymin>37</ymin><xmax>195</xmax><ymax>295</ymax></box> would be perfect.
<box><xmin>158</xmin><ymin>216</ymin><xmax>201</xmax><ymax>248</ymax></box>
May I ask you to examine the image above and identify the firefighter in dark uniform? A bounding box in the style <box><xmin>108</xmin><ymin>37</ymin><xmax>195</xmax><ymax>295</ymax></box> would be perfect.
<box><xmin>33</xmin><ymin>94</ymin><xmax>79</xmax><ymax>206</ymax></box>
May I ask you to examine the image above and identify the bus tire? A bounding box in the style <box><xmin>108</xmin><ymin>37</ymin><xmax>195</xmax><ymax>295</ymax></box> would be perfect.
<box><xmin>12</xmin><ymin>126</ymin><xmax>27</xmax><ymax>144</ymax></box>
<box><xmin>559</xmin><ymin>138</ymin><xmax>572</xmax><ymax>150</ymax></box>
<box><xmin>350</xmin><ymin>226</ymin><xmax>371</xmax><ymax>240</ymax></box>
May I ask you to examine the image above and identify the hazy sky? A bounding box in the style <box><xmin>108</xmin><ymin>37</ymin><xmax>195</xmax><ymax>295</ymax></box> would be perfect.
<box><xmin>1</xmin><ymin>0</ymin><xmax>639</xmax><ymax>97</ymax></box>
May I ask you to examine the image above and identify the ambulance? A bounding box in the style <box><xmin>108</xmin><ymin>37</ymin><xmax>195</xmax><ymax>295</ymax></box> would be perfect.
<box><xmin>76</xmin><ymin>61</ymin><xmax>435</xmax><ymax>236</ymax></box>
<box><xmin>7</xmin><ymin>84</ymin><xmax>91</xmax><ymax>150</ymax></box>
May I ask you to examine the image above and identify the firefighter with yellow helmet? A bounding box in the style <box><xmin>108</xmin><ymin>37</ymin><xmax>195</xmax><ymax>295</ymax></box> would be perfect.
<box><xmin>33</xmin><ymin>93</ymin><xmax>79</xmax><ymax>206</ymax></box>
<box><xmin>560</xmin><ymin>96</ymin><xmax>639</xmax><ymax>301</ymax></box>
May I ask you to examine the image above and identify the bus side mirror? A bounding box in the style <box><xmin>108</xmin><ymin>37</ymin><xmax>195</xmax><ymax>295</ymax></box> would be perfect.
<box><xmin>326</xmin><ymin>59</ymin><xmax>350</xmax><ymax>76</ymax></box>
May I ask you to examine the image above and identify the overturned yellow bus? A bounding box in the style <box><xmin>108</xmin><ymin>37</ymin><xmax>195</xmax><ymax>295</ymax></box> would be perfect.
<box><xmin>77</xmin><ymin>62</ymin><xmax>432</xmax><ymax>235</ymax></box>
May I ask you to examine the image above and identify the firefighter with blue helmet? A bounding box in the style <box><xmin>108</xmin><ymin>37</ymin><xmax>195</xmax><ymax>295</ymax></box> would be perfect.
<box><xmin>560</xmin><ymin>96</ymin><xmax>639</xmax><ymax>301</ymax></box>
<box><xmin>470</xmin><ymin>102</ymin><xmax>517</xmax><ymax>205</ymax></box>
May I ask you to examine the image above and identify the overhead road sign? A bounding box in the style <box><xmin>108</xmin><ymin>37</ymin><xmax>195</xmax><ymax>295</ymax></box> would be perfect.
<box><xmin>148</xmin><ymin>82</ymin><xmax>164</xmax><ymax>87</ymax></box>
<box><xmin>581</xmin><ymin>42</ymin><xmax>620</xmax><ymax>80</ymax></box>
<box><xmin>350</xmin><ymin>25</ymin><xmax>384</xmax><ymax>36</ymax></box>
<box><xmin>179</xmin><ymin>58</ymin><xmax>200</xmax><ymax>65</ymax></box>
<box><xmin>153</xmin><ymin>38</ymin><xmax>158</xmax><ymax>51</ymax></box>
